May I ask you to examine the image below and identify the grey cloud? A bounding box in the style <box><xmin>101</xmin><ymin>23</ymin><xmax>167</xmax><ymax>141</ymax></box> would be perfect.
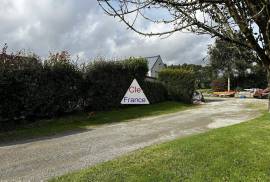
<box><xmin>0</xmin><ymin>0</ymin><xmax>213</xmax><ymax>65</ymax></box>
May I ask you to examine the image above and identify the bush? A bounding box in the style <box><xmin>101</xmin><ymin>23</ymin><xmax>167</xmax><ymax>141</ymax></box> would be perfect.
<box><xmin>0</xmin><ymin>52</ymin><xmax>84</xmax><ymax>131</ymax></box>
<box><xmin>84</xmin><ymin>58</ymin><xmax>148</xmax><ymax>110</ymax></box>
<box><xmin>37</xmin><ymin>52</ymin><xmax>83</xmax><ymax>117</ymax></box>
<box><xmin>0</xmin><ymin>54</ymin><xmax>43</xmax><ymax>130</ymax></box>
<box><xmin>142</xmin><ymin>81</ymin><xmax>167</xmax><ymax>104</ymax></box>
<box><xmin>231</xmin><ymin>73</ymin><xmax>268</xmax><ymax>89</ymax></box>
<box><xmin>158</xmin><ymin>68</ymin><xmax>196</xmax><ymax>103</ymax></box>
<box><xmin>211</xmin><ymin>79</ymin><xmax>226</xmax><ymax>91</ymax></box>
<box><xmin>0</xmin><ymin>53</ymin><xmax>169</xmax><ymax>131</ymax></box>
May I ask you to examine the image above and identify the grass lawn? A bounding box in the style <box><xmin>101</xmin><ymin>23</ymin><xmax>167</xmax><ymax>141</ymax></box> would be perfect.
<box><xmin>51</xmin><ymin>112</ymin><xmax>270</xmax><ymax>182</ymax></box>
<box><xmin>0</xmin><ymin>101</ymin><xmax>192</xmax><ymax>143</ymax></box>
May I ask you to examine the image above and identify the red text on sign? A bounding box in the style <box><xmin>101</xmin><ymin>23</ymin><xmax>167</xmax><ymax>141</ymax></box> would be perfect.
<box><xmin>129</xmin><ymin>86</ymin><xmax>141</xmax><ymax>93</ymax></box>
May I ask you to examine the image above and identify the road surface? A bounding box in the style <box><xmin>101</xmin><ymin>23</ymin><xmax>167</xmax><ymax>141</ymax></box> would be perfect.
<box><xmin>0</xmin><ymin>98</ymin><xmax>267</xmax><ymax>181</ymax></box>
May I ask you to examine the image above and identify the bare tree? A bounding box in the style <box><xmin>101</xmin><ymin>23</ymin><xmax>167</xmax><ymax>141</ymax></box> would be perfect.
<box><xmin>98</xmin><ymin>0</ymin><xmax>270</xmax><ymax>111</ymax></box>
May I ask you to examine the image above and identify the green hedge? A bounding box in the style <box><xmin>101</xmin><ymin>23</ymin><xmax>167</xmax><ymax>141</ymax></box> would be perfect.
<box><xmin>0</xmin><ymin>55</ymin><xmax>43</xmax><ymax>126</ymax></box>
<box><xmin>142</xmin><ymin>81</ymin><xmax>167</xmax><ymax>104</ymax></box>
<box><xmin>0</xmin><ymin>55</ymin><xmax>168</xmax><ymax>131</ymax></box>
<box><xmin>158</xmin><ymin>68</ymin><xmax>196</xmax><ymax>103</ymax></box>
<box><xmin>37</xmin><ymin>59</ymin><xmax>83</xmax><ymax>117</ymax></box>
<box><xmin>84</xmin><ymin>58</ymin><xmax>148</xmax><ymax>110</ymax></box>
<box><xmin>0</xmin><ymin>53</ymin><xmax>83</xmax><ymax>130</ymax></box>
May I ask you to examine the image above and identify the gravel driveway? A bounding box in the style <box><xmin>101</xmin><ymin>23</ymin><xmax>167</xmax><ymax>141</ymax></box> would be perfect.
<box><xmin>0</xmin><ymin>98</ymin><xmax>267</xmax><ymax>181</ymax></box>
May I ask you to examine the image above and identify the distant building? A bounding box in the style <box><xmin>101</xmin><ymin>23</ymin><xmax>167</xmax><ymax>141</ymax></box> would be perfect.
<box><xmin>145</xmin><ymin>55</ymin><xmax>165</xmax><ymax>78</ymax></box>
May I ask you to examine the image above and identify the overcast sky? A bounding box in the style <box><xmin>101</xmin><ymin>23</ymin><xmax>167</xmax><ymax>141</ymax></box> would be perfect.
<box><xmin>0</xmin><ymin>0</ymin><xmax>213</xmax><ymax>65</ymax></box>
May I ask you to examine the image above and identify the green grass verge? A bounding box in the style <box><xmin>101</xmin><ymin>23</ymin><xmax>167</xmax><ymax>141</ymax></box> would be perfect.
<box><xmin>0</xmin><ymin>101</ymin><xmax>192</xmax><ymax>143</ymax></box>
<box><xmin>51</xmin><ymin>112</ymin><xmax>270</xmax><ymax>182</ymax></box>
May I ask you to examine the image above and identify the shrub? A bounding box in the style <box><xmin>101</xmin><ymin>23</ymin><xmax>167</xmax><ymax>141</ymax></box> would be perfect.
<box><xmin>158</xmin><ymin>68</ymin><xmax>196</xmax><ymax>103</ymax></box>
<box><xmin>0</xmin><ymin>53</ymin><xmax>169</xmax><ymax>131</ymax></box>
<box><xmin>0</xmin><ymin>52</ymin><xmax>84</xmax><ymax>131</ymax></box>
<box><xmin>142</xmin><ymin>81</ymin><xmax>167</xmax><ymax>104</ymax></box>
<box><xmin>0</xmin><ymin>53</ymin><xmax>43</xmax><ymax>129</ymax></box>
<box><xmin>84</xmin><ymin>57</ymin><xmax>148</xmax><ymax>110</ymax></box>
<box><xmin>211</xmin><ymin>79</ymin><xmax>227</xmax><ymax>92</ymax></box>
<box><xmin>37</xmin><ymin>52</ymin><xmax>84</xmax><ymax>117</ymax></box>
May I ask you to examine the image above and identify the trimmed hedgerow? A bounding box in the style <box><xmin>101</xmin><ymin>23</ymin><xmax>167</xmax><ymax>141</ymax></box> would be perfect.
<box><xmin>36</xmin><ymin>52</ymin><xmax>84</xmax><ymax>117</ymax></box>
<box><xmin>0</xmin><ymin>52</ymin><xmax>84</xmax><ymax>131</ymax></box>
<box><xmin>158</xmin><ymin>68</ymin><xmax>196</xmax><ymax>103</ymax></box>
<box><xmin>0</xmin><ymin>54</ymin><xmax>43</xmax><ymax>130</ymax></box>
<box><xmin>142</xmin><ymin>81</ymin><xmax>168</xmax><ymax>104</ymax></box>
<box><xmin>83</xmin><ymin>58</ymin><xmax>148</xmax><ymax>111</ymax></box>
<box><xmin>0</xmin><ymin>54</ymin><xmax>169</xmax><ymax>131</ymax></box>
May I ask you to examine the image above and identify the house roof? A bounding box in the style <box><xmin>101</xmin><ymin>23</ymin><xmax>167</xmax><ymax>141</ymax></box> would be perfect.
<box><xmin>145</xmin><ymin>55</ymin><xmax>161</xmax><ymax>70</ymax></box>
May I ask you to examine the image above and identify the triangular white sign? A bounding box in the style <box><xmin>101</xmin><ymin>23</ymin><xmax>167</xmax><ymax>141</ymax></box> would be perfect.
<box><xmin>121</xmin><ymin>79</ymin><xmax>149</xmax><ymax>104</ymax></box>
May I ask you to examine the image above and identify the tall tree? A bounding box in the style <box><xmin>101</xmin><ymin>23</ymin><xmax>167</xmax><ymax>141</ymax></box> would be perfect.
<box><xmin>98</xmin><ymin>0</ymin><xmax>270</xmax><ymax>111</ymax></box>
<box><xmin>208</xmin><ymin>38</ymin><xmax>257</xmax><ymax>91</ymax></box>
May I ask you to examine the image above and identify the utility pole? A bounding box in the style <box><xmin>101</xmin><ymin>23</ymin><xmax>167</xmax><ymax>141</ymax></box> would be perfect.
<box><xmin>227</xmin><ymin>74</ymin><xmax>230</xmax><ymax>92</ymax></box>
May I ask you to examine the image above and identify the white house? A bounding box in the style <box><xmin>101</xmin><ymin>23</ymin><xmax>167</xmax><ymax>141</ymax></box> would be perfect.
<box><xmin>145</xmin><ymin>55</ymin><xmax>165</xmax><ymax>78</ymax></box>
